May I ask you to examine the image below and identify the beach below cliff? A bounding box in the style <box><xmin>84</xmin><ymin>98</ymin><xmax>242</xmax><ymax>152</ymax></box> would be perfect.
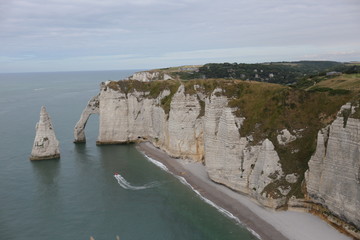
<box><xmin>136</xmin><ymin>141</ymin><xmax>351</xmax><ymax>240</ymax></box>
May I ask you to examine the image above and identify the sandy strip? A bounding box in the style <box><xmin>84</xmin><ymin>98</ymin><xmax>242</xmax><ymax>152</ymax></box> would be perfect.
<box><xmin>136</xmin><ymin>142</ymin><xmax>351</xmax><ymax>240</ymax></box>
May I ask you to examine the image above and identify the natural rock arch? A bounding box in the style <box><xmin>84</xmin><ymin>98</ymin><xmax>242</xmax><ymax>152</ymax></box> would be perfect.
<box><xmin>74</xmin><ymin>94</ymin><xmax>100</xmax><ymax>143</ymax></box>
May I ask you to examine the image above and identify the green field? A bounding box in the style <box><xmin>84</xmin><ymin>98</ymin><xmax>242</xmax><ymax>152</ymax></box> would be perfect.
<box><xmin>308</xmin><ymin>73</ymin><xmax>360</xmax><ymax>91</ymax></box>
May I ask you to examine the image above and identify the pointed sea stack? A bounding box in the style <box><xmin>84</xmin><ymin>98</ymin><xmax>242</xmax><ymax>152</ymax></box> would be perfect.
<box><xmin>30</xmin><ymin>106</ymin><xmax>60</xmax><ymax>160</ymax></box>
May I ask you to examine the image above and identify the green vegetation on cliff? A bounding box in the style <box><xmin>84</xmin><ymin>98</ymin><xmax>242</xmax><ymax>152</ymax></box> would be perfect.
<box><xmin>107</xmin><ymin>79</ymin><xmax>181</xmax><ymax>114</ymax></box>
<box><xmin>197</xmin><ymin>61</ymin><xmax>344</xmax><ymax>84</ymax></box>
<box><xmin>297</xmin><ymin>73</ymin><xmax>360</xmax><ymax>91</ymax></box>
<box><xmin>146</xmin><ymin>61</ymin><xmax>360</xmax><ymax>87</ymax></box>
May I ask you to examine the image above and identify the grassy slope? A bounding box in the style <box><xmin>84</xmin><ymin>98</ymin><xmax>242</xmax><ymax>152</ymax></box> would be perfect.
<box><xmin>308</xmin><ymin>73</ymin><xmax>360</xmax><ymax>91</ymax></box>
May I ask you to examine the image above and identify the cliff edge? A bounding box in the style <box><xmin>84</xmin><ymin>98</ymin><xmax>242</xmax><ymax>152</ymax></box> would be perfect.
<box><xmin>305</xmin><ymin>102</ymin><xmax>360</xmax><ymax>237</ymax></box>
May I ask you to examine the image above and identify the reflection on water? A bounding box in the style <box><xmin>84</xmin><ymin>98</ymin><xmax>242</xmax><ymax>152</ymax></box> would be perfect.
<box><xmin>30</xmin><ymin>159</ymin><xmax>63</xmax><ymax>231</ymax></box>
<box><xmin>74</xmin><ymin>143</ymin><xmax>87</xmax><ymax>154</ymax></box>
<box><xmin>31</xmin><ymin>159</ymin><xmax>60</xmax><ymax>195</ymax></box>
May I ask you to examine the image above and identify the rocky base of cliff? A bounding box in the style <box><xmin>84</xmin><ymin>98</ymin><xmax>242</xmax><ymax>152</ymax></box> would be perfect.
<box><xmin>307</xmin><ymin>203</ymin><xmax>360</xmax><ymax>240</ymax></box>
<box><xmin>29</xmin><ymin>153</ymin><xmax>60</xmax><ymax>161</ymax></box>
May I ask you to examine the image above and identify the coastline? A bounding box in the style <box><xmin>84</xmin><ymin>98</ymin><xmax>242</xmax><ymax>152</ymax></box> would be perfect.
<box><xmin>136</xmin><ymin>141</ymin><xmax>351</xmax><ymax>240</ymax></box>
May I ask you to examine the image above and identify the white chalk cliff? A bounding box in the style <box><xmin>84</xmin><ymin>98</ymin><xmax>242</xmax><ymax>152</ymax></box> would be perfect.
<box><xmin>305</xmin><ymin>103</ymin><xmax>360</xmax><ymax>237</ymax></box>
<box><xmin>30</xmin><ymin>106</ymin><xmax>60</xmax><ymax>160</ymax></box>
<box><xmin>128</xmin><ymin>71</ymin><xmax>173</xmax><ymax>82</ymax></box>
<box><xmin>74</xmin><ymin>81</ymin><xmax>360</xmax><ymax>237</ymax></box>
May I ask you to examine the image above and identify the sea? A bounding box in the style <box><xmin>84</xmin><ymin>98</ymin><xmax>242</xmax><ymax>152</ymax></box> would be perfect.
<box><xmin>0</xmin><ymin>70</ymin><xmax>258</xmax><ymax>240</ymax></box>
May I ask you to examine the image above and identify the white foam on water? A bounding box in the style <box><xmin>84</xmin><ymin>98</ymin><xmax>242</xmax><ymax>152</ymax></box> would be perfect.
<box><xmin>114</xmin><ymin>173</ymin><xmax>161</xmax><ymax>190</ymax></box>
<box><xmin>144</xmin><ymin>154</ymin><xmax>262</xmax><ymax>240</ymax></box>
<box><xmin>145</xmin><ymin>155</ymin><xmax>169</xmax><ymax>171</ymax></box>
<box><xmin>176</xmin><ymin>176</ymin><xmax>262</xmax><ymax>240</ymax></box>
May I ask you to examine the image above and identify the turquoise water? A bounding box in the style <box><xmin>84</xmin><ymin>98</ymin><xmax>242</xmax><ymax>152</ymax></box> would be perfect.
<box><xmin>0</xmin><ymin>71</ymin><xmax>258</xmax><ymax>240</ymax></box>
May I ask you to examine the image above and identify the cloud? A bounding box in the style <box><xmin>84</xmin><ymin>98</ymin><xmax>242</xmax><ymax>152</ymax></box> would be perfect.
<box><xmin>4</xmin><ymin>45</ymin><xmax>358</xmax><ymax>73</ymax></box>
<box><xmin>301</xmin><ymin>51</ymin><xmax>360</xmax><ymax>61</ymax></box>
<box><xmin>0</xmin><ymin>0</ymin><xmax>359</xmax><ymax>72</ymax></box>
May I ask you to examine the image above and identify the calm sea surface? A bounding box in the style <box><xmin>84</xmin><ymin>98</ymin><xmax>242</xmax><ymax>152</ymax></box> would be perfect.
<box><xmin>0</xmin><ymin>70</ymin><xmax>257</xmax><ymax>240</ymax></box>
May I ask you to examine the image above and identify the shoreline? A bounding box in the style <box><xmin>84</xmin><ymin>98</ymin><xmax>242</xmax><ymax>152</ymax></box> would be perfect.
<box><xmin>136</xmin><ymin>141</ymin><xmax>351</xmax><ymax>240</ymax></box>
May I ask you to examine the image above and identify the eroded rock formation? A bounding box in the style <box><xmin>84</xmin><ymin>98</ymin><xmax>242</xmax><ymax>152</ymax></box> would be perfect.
<box><xmin>305</xmin><ymin>103</ymin><xmax>360</xmax><ymax>237</ymax></box>
<box><xmin>74</xmin><ymin>94</ymin><xmax>100</xmax><ymax>143</ymax></box>
<box><xmin>30</xmin><ymin>106</ymin><xmax>60</xmax><ymax>160</ymax></box>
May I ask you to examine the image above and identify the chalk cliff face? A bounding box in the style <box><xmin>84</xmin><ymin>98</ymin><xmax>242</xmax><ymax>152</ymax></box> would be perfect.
<box><xmin>305</xmin><ymin>103</ymin><xmax>360</xmax><ymax>233</ymax></box>
<box><xmin>95</xmin><ymin>82</ymin><xmax>165</xmax><ymax>145</ymax></box>
<box><xmin>74</xmin><ymin>80</ymin><xmax>360</xmax><ymax>237</ymax></box>
<box><xmin>203</xmin><ymin>90</ymin><xmax>286</xmax><ymax>208</ymax></box>
<box><xmin>30</xmin><ymin>106</ymin><xmax>60</xmax><ymax>160</ymax></box>
<box><xmin>128</xmin><ymin>71</ymin><xmax>173</xmax><ymax>82</ymax></box>
<box><xmin>94</xmin><ymin>83</ymin><xmax>204</xmax><ymax>161</ymax></box>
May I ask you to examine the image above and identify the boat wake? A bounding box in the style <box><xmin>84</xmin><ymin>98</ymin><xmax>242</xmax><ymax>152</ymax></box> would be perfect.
<box><xmin>114</xmin><ymin>173</ymin><xmax>161</xmax><ymax>190</ymax></box>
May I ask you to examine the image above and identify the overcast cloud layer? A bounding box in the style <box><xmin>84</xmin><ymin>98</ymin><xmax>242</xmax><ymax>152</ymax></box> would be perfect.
<box><xmin>1</xmin><ymin>0</ymin><xmax>359</xmax><ymax>72</ymax></box>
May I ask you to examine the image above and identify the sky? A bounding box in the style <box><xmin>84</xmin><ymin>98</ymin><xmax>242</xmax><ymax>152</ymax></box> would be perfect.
<box><xmin>0</xmin><ymin>0</ymin><xmax>359</xmax><ymax>73</ymax></box>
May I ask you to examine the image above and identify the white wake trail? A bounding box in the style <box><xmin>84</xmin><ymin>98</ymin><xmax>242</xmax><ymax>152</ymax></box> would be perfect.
<box><xmin>114</xmin><ymin>173</ymin><xmax>161</xmax><ymax>190</ymax></box>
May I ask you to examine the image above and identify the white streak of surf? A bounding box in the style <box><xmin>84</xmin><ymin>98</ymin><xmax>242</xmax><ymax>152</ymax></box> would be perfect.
<box><xmin>145</xmin><ymin>155</ymin><xmax>169</xmax><ymax>171</ymax></box>
<box><xmin>114</xmin><ymin>173</ymin><xmax>161</xmax><ymax>190</ymax></box>
<box><xmin>144</xmin><ymin>154</ymin><xmax>262</xmax><ymax>240</ymax></box>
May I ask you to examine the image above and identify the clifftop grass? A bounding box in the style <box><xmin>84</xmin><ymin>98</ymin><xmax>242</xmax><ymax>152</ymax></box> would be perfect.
<box><xmin>308</xmin><ymin>73</ymin><xmax>360</xmax><ymax>91</ymax></box>
<box><xmin>107</xmin><ymin>79</ymin><xmax>181</xmax><ymax>114</ymax></box>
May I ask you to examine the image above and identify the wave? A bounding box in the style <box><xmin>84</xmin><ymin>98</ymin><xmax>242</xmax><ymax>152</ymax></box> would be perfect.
<box><xmin>143</xmin><ymin>155</ymin><xmax>262</xmax><ymax>240</ymax></box>
<box><xmin>114</xmin><ymin>173</ymin><xmax>161</xmax><ymax>190</ymax></box>
<box><xmin>145</xmin><ymin>155</ymin><xmax>169</xmax><ymax>171</ymax></box>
